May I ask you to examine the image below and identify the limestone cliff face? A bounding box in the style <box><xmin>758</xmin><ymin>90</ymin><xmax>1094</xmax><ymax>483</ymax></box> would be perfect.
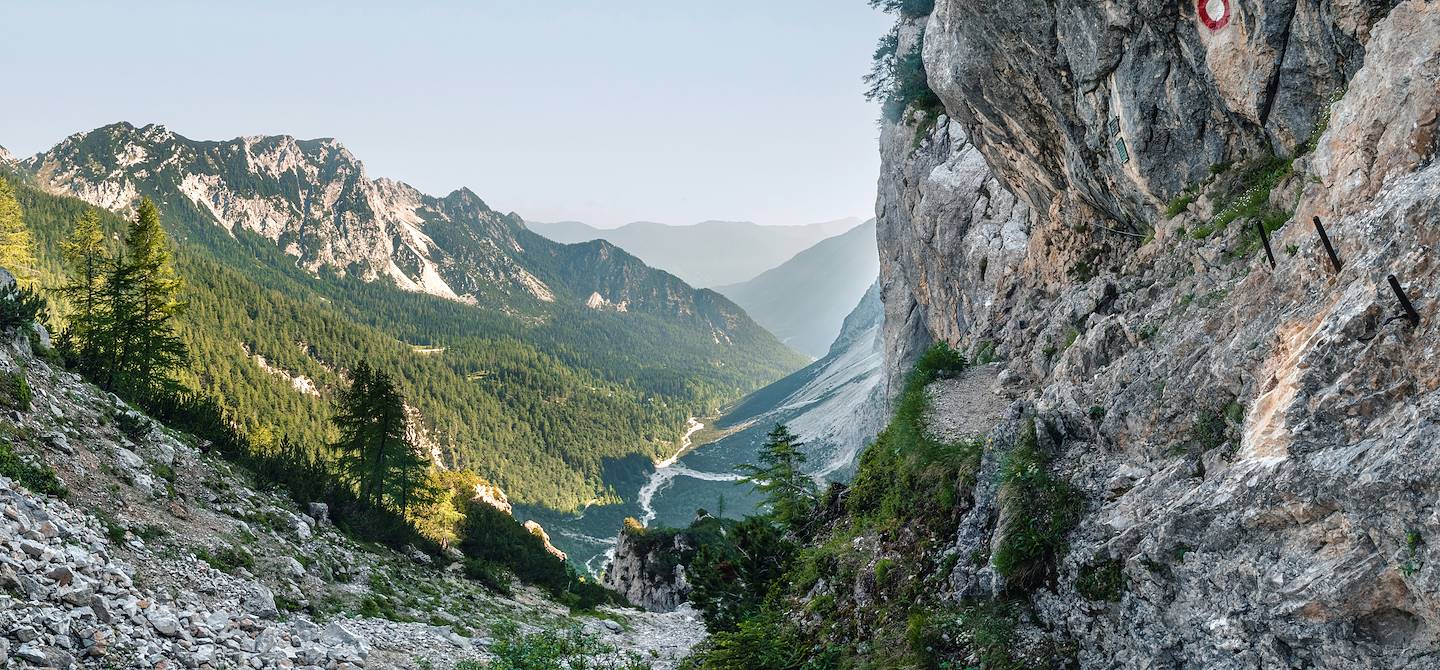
<box><xmin>923</xmin><ymin>0</ymin><xmax>1388</xmax><ymax>228</ymax></box>
<box><xmin>876</xmin><ymin>112</ymin><xmax>1031</xmax><ymax>397</ymax></box>
<box><xmin>879</xmin><ymin>0</ymin><xmax>1407</xmax><ymax>389</ymax></box>
<box><xmin>603</xmin><ymin>528</ymin><xmax>693</xmax><ymax>613</ymax></box>
<box><xmin>873</xmin><ymin>0</ymin><xmax>1440</xmax><ymax>666</ymax></box>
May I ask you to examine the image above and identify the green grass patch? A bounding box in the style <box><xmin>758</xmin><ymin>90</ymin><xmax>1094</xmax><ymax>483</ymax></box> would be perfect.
<box><xmin>1208</xmin><ymin>155</ymin><xmax>1294</xmax><ymax>233</ymax></box>
<box><xmin>992</xmin><ymin>419</ymin><xmax>1083</xmax><ymax>591</ymax></box>
<box><xmin>1164</xmin><ymin>189</ymin><xmax>1200</xmax><ymax>219</ymax></box>
<box><xmin>1075</xmin><ymin>558</ymin><xmax>1125</xmax><ymax>602</ymax></box>
<box><xmin>0</xmin><ymin>370</ymin><xmax>31</xmax><ymax>411</ymax></box>
<box><xmin>0</xmin><ymin>437</ymin><xmax>65</xmax><ymax>497</ymax></box>
<box><xmin>848</xmin><ymin>343</ymin><xmax>981</xmax><ymax>528</ymax></box>
<box><xmin>195</xmin><ymin>543</ymin><xmax>255</xmax><ymax>573</ymax></box>
<box><xmin>874</xmin><ymin>558</ymin><xmax>896</xmax><ymax>587</ymax></box>
<box><xmin>911</xmin><ymin>601</ymin><xmax>1030</xmax><ymax>670</ymax></box>
<box><xmin>459</xmin><ymin>622</ymin><xmax>648</xmax><ymax>670</ymax></box>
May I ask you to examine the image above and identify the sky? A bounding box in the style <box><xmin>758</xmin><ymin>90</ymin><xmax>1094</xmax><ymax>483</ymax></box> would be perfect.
<box><xmin>0</xmin><ymin>1</ymin><xmax>892</xmax><ymax>228</ymax></box>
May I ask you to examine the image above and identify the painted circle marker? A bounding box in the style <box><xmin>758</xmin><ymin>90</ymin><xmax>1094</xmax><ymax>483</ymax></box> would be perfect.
<box><xmin>1199</xmin><ymin>0</ymin><xmax>1231</xmax><ymax>30</ymax></box>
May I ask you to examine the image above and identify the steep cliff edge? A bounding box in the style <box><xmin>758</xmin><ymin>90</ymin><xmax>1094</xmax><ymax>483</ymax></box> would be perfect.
<box><xmin>850</xmin><ymin>0</ymin><xmax>1440</xmax><ymax>667</ymax></box>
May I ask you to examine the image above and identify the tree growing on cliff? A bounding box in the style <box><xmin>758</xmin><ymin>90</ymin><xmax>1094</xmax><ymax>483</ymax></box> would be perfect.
<box><xmin>865</xmin><ymin>28</ymin><xmax>944</xmax><ymax>123</ymax></box>
<box><xmin>869</xmin><ymin>0</ymin><xmax>934</xmax><ymax>18</ymax></box>
<box><xmin>738</xmin><ymin>424</ymin><xmax>816</xmax><ymax>531</ymax></box>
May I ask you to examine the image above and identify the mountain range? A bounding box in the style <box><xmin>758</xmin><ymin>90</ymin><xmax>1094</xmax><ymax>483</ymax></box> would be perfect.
<box><xmin>5</xmin><ymin>122</ymin><xmax>807</xmax><ymax>510</ymax></box>
<box><xmin>714</xmin><ymin>219</ymin><xmax>878</xmax><ymax>358</ymax></box>
<box><xmin>526</xmin><ymin>217</ymin><xmax>861</xmax><ymax>288</ymax></box>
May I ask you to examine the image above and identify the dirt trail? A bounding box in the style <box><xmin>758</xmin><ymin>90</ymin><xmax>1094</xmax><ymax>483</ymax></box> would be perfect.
<box><xmin>924</xmin><ymin>364</ymin><xmax>1012</xmax><ymax>442</ymax></box>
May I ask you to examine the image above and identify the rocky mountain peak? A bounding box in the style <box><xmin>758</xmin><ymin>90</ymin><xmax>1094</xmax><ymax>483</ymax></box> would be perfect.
<box><xmin>20</xmin><ymin>124</ymin><xmax>552</xmax><ymax>305</ymax></box>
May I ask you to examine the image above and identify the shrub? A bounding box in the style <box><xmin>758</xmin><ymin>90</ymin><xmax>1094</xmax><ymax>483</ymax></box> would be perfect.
<box><xmin>974</xmin><ymin>340</ymin><xmax>999</xmax><ymax>365</ymax></box>
<box><xmin>0</xmin><ymin>283</ymin><xmax>46</xmax><ymax>331</ymax></box>
<box><xmin>475</xmin><ymin>623</ymin><xmax>647</xmax><ymax>670</ymax></box>
<box><xmin>113</xmin><ymin>410</ymin><xmax>149</xmax><ymax>440</ymax></box>
<box><xmin>686</xmin><ymin>516</ymin><xmax>795</xmax><ymax>630</ymax></box>
<box><xmin>913</xmin><ymin>341</ymin><xmax>967</xmax><ymax>382</ymax></box>
<box><xmin>683</xmin><ymin>612</ymin><xmax>808</xmax><ymax>670</ymax></box>
<box><xmin>0</xmin><ymin>438</ymin><xmax>65</xmax><ymax>497</ymax></box>
<box><xmin>1189</xmin><ymin>399</ymin><xmax>1243</xmax><ymax>455</ymax></box>
<box><xmin>0</xmin><ymin>370</ymin><xmax>31</xmax><ymax>411</ymax></box>
<box><xmin>195</xmin><ymin>544</ymin><xmax>255</xmax><ymax>573</ymax></box>
<box><xmin>92</xmin><ymin>510</ymin><xmax>129</xmax><ymax>543</ymax></box>
<box><xmin>463</xmin><ymin>559</ymin><xmax>514</xmax><ymax>596</ymax></box>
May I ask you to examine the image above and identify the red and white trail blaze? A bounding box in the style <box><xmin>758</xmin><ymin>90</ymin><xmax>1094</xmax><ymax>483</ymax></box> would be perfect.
<box><xmin>1199</xmin><ymin>0</ymin><xmax>1232</xmax><ymax>30</ymax></box>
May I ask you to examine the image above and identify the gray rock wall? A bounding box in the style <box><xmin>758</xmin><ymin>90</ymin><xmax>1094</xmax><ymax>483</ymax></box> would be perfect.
<box><xmin>873</xmin><ymin>0</ymin><xmax>1440</xmax><ymax>665</ymax></box>
<box><xmin>923</xmin><ymin>0</ymin><xmax>1389</xmax><ymax>225</ymax></box>
<box><xmin>603</xmin><ymin>530</ymin><xmax>693</xmax><ymax>613</ymax></box>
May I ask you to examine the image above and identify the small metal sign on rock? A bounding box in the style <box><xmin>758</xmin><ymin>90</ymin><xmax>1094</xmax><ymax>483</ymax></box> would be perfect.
<box><xmin>1199</xmin><ymin>0</ymin><xmax>1231</xmax><ymax>30</ymax></box>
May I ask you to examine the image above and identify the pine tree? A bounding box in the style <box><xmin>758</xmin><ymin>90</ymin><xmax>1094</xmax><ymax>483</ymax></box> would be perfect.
<box><xmin>333</xmin><ymin>362</ymin><xmax>430</xmax><ymax>512</ymax></box>
<box><xmin>0</xmin><ymin>176</ymin><xmax>37</xmax><ymax>284</ymax></box>
<box><xmin>737</xmin><ymin>424</ymin><xmax>816</xmax><ymax>530</ymax></box>
<box><xmin>334</xmin><ymin>361</ymin><xmax>378</xmax><ymax>500</ymax></box>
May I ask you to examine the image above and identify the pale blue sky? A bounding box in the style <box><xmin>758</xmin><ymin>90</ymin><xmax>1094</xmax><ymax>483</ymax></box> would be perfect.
<box><xmin>0</xmin><ymin>1</ymin><xmax>891</xmax><ymax>228</ymax></box>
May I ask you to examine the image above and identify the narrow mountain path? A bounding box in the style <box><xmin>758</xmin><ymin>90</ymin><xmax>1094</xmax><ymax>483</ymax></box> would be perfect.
<box><xmin>924</xmin><ymin>363</ymin><xmax>1012</xmax><ymax>443</ymax></box>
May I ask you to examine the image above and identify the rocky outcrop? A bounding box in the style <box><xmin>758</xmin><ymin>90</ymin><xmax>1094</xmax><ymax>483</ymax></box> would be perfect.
<box><xmin>922</xmin><ymin>0</ymin><xmax>1388</xmax><ymax>227</ymax></box>
<box><xmin>603</xmin><ymin>527</ymin><xmax>694</xmax><ymax>613</ymax></box>
<box><xmin>877</xmin><ymin>112</ymin><xmax>1031</xmax><ymax>397</ymax></box>
<box><xmin>523</xmin><ymin>520</ymin><xmax>568</xmax><ymax>561</ymax></box>
<box><xmin>867</xmin><ymin>0</ymin><xmax>1440</xmax><ymax>666</ymax></box>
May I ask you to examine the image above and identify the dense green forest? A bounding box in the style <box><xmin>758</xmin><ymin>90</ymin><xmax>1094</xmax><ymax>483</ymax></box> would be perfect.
<box><xmin>4</xmin><ymin>165</ymin><xmax>803</xmax><ymax>510</ymax></box>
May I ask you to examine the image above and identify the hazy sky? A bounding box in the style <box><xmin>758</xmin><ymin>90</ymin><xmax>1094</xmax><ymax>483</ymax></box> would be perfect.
<box><xmin>0</xmin><ymin>1</ymin><xmax>891</xmax><ymax>228</ymax></box>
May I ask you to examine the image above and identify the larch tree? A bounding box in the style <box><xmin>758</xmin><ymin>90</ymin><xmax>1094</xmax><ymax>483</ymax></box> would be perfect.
<box><xmin>0</xmin><ymin>175</ymin><xmax>38</xmax><ymax>284</ymax></box>
<box><xmin>333</xmin><ymin>362</ymin><xmax>430</xmax><ymax>512</ymax></box>
<box><xmin>58</xmin><ymin>210</ymin><xmax>108</xmax><ymax>369</ymax></box>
